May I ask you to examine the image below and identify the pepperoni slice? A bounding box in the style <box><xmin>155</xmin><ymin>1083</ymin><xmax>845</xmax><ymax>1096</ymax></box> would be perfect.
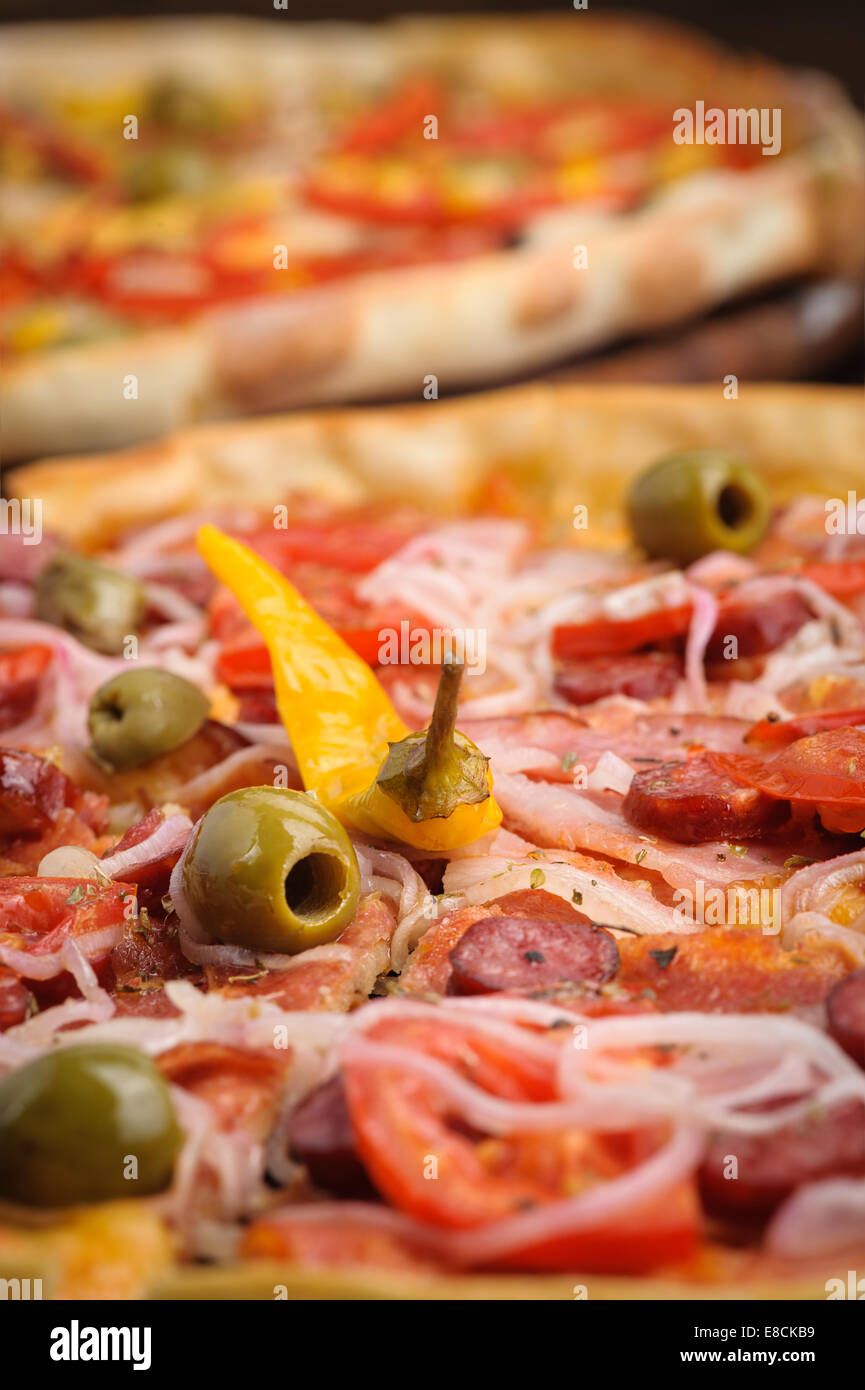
<box><xmin>699</xmin><ymin>1098</ymin><xmax>865</xmax><ymax>1223</ymax></box>
<box><xmin>554</xmin><ymin>652</ymin><xmax>681</xmax><ymax>706</ymax></box>
<box><xmin>287</xmin><ymin>1074</ymin><xmax>378</xmax><ymax>1199</ymax></box>
<box><xmin>709</xmin><ymin>727</ymin><xmax>865</xmax><ymax>834</ymax></box>
<box><xmin>707</xmin><ymin>590</ymin><xmax>812</xmax><ymax>661</ymax></box>
<box><xmin>447</xmin><ymin>915</ymin><xmax>620</xmax><ymax>995</ymax></box>
<box><xmin>826</xmin><ymin>968</ymin><xmax>865</xmax><ymax>1068</ymax></box>
<box><xmin>622</xmin><ymin>750</ymin><xmax>786</xmax><ymax>844</ymax></box>
<box><xmin>0</xmin><ymin>748</ymin><xmax>75</xmax><ymax>841</ymax></box>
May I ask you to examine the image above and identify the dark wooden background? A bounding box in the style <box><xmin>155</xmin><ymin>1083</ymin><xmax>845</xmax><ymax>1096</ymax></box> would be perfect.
<box><xmin>1</xmin><ymin>0</ymin><xmax>863</xmax><ymax>99</ymax></box>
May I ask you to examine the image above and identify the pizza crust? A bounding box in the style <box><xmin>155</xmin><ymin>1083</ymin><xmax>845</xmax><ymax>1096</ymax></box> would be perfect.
<box><xmin>9</xmin><ymin>381</ymin><xmax>864</xmax><ymax>551</ymax></box>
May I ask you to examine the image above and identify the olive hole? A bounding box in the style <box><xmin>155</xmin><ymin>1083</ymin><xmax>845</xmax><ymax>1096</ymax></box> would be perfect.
<box><xmin>716</xmin><ymin>482</ymin><xmax>752</xmax><ymax>531</ymax></box>
<box><xmin>284</xmin><ymin>853</ymin><xmax>347</xmax><ymax>922</ymax></box>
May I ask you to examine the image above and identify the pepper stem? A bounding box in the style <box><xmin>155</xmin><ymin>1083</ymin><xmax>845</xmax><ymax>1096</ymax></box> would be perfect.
<box><xmin>375</xmin><ymin>658</ymin><xmax>490</xmax><ymax>822</ymax></box>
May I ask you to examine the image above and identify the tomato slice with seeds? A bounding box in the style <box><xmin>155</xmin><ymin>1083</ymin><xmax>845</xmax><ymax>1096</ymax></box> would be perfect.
<box><xmin>342</xmin><ymin>1015</ymin><xmax>697</xmax><ymax>1272</ymax></box>
<box><xmin>0</xmin><ymin>644</ymin><xmax>53</xmax><ymax>732</ymax></box>
<box><xmin>710</xmin><ymin>727</ymin><xmax>865</xmax><ymax>834</ymax></box>
<box><xmin>0</xmin><ymin>877</ymin><xmax>133</xmax><ymax>950</ymax></box>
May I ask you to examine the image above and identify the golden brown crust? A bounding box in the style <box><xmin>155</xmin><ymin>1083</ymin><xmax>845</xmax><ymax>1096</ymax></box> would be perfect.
<box><xmin>9</xmin><ymin>382</ymin><xmax>864</xmax><ymax>550</ymax></box>
<box><xmin>149</xmin><ymin>1261</ymin><xmax>836</xmax><ymax>1303</ymax></box>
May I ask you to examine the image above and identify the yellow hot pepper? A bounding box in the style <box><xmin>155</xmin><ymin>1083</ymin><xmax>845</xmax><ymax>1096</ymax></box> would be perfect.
<box><xmin>197</xmin><ymin>525</ymin><xmax>501</xmax><ymax>851</ymax></box>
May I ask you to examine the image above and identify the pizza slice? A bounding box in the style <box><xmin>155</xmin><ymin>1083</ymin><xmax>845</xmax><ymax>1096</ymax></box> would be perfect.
<box><xmin>1</xmin><ymin>383</ymin><xmax>864</xmax><ymax>1298</ymax></box>
<box><xmin>1</xmin><ymin>13</ymin><xmax>862</xmax><ymax>457</ymax></box>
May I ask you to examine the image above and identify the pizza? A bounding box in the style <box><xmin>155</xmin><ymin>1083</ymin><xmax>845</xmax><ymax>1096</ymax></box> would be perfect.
<box><xmin>2</xmin><ymin>13</ymin><xmax>863</xmax><ymax>459</ymax></box>
<box><xmin>0</xmin><ymin>382</ymin><xmax>864</xmax><ymax>1300</ymax></box>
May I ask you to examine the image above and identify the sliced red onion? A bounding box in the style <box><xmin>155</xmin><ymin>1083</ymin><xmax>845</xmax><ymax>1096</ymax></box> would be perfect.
<box><xmin>0</xmin><ymin>923</ymin><xmax>124</xmax><ymax>981</ymax></box>
<box><xmin>686</xmin><ymin>550</ymin><xmax>758</xmax><ymax>587</ymax></box>
<box><xmin>783</xmin><ymin>910</ymin><xmax>865</xmax><ymax>965</ymax></box>
<box><xmin>586</xmin><ymin>750</ymin><xmax>634</xmax><ymax>795</ymax></box>
<box><xmin>443</xmin><ymin>854</ymin><xmax>690</xmax><ymax>936</ymax></box>
<box><xmin>766</xmin><ymin>1178</ymin><xmax>865</xmax><ymax>1258</ymax></box>
<box><xmin>0</xmin><ymin>582</ymin><xmax>35</xmax><ymax>617</ymax></box>
<box><xmin>0</xmin><ymin>618</ymin><xmax>121</xmax><ymax>683</ymax></box>
<box><xmin>781</xmin><ymin>849</ymin><xmax>865</xmax><ymax>924</ymax></box>
<box><xmin>110</xmin><ymin>508</ymin><xmax>258</xmax><ymax>563</ymax></box>
<box><xmin>143</xmin><ymin>581</ymin><xmax>205</xmax><ymax>624</ymax></box>
<box><xmin>354</xmin><ymin>844</ymin><xmax>426</xmax><ymax>919</ymax></box>
<box><xmin>681</xmin><ymin>582</ymin><xmax>719</xmax><ymax>713</ymax></box>
<box><xmin>168</xmin><ymin>742</ymin><xmax>296</xmax><ymax>808</ymax></box>
<box><xmin>721</xmin><ymin>679</ymin><xmax>790</xmax><ymax>723</ymax></box>
<box><xmin>343</xmin><ymin>995</ymin><xmax>559</xmax><ymax>1063</ymax></box>
<box><xmin>342</xmin><ymin>1037</ymin><xmax>675</xmax><ymax>1133</ymax></box>
<box><xmin>102</xmin><ymin>812</ymin><xmax>193</xmax><ymax>879</ymax></box>
<box><xmin>141</xmin><ymin>620</ymin><xmax>206</xmax><ymax>654</ymax></box>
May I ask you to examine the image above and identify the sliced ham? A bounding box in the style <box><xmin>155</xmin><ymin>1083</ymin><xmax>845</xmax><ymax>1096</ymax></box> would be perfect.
<box><xmin>491</xmin><ymin>770</ymin><xmax>791</xmax><ymax>897</ymax></box>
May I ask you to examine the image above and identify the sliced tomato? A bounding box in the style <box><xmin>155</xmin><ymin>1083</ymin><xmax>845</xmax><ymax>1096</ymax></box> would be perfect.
<box><xmin>215</xmin><ymin>639</ymin><xmax>274</xmax><ymax>691</ymax></box>
<box><xmin>746</xmin><ymin>707</ymin><xmax>865</xmax><ymax>747</ymax></box>
<box><xmin>552</xmin><ymin>603</ymin><xmax>693</xmax><ymax>660</ymax></box>
<box><xmin>799</xmin><ymin>560</ymin><xmax>865</xmax><ymax>600</ymax></box>
<box><xmin>0</xmin><ymin>644</ymin><xmax>53</xmax><ymax>732</ymax></box>
<box><xmin>0</xmin><ymin>877</ymin><xmax>133</xmax><ymax>947</ymax></box>
<box><xmin>335</xmin><ymin>78</ymin><xmax>446</xmax><ymax>155</ymax></box>
<box><xmin>304</xmin><ymin>172</ymin><xmax>564</xmax><ymax>232</ymax></box>
<box><xmin>710</xmin><ymin>727</ymin><xmax>865</xmax><ymax>834</ymax></box>
<box><xmin>216</xmin><ymin>606</ymin><xmax>438</xmax><ymax>688</ymax></box>
<box><xmin>0</xmin><ymin>253</ymin><xmax>39</xmax><ymax>311</ymax></box>
<box><xmin>342</xmin><ymin>1015</ymin><xmax>697</xmax><ymax>1272</ymax></box>
<box><xmin>0</xmin><ymin>877</ymin><xmax>134</xmax><ymax>1009</ymax></box>
<box><xmin>242</xmin><ymin>519</ymin><xmax>418</xmax><ymax>574</ymax></box>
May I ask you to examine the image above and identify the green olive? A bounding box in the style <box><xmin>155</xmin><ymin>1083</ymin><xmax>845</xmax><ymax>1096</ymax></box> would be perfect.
<box><xmin>146</xmin><ymin>76</ymin><xmax>228</xmax><ymax>134</ymax></box>
<box><xmin>88</xmin><ymin>667</ymin><xmax>210</xmax><ymax>771</ymax></box>
<box><xmin>0</xmin><ymin>1043</ymin><xmax>181</xmax><ymax>1208</ymax></box>
<box><xmin>123</xmin><ymin>147</ymin><xmax>213</xmax><ymax>202</ymax></box>
<box><xmin>626</xmin><ymin>451</ymin><xmax>770</xmax><ymax>566</ymax></box>
<box><xmin>182</xmin><ymin>785</ymin><xmax>361</xmax><ymax>955</ymax></box>
<box><xmin>36</xmin><ymin>553</ymin><xmax>145</xmax><ymax>655</ymax></box>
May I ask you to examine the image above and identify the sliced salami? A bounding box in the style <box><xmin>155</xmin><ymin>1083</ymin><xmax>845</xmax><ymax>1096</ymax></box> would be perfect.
<box><xmin>826</xmin><ymin>968</ymin><xmax>865</xmax><ymax>1068</ymax></box>
<box><xmin>288</xmin><ymin>1074</ymin><xmax>377</xmax><ymax>1199</ymax></box>
<box><xmin>707</xmin><ymin>590</ymin><xmax>812</xmax><ymax>661</ymax></box>
<box><xmin>699</xmin><ymin>1098</ymin><xmax>865</xmax><ymax>1223</ymax></box>
<box><xmin>622</xmin><ymin>751</ymin><xmax>786</xmax><ymax>844</ymax></box>
<box><xmin>554</xmin><ymin>652</ymin><xmax>681</xmax><ymax>706</ymax></box>
<box><xmin>447</xmin><ymin>915</ymin><xmax>620</xmax><ymax>996</ymax></box>
<box><xmin>0</xmin><ymin>747</ymin><xmax>75</xmax><ymax>841</ymax></box>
